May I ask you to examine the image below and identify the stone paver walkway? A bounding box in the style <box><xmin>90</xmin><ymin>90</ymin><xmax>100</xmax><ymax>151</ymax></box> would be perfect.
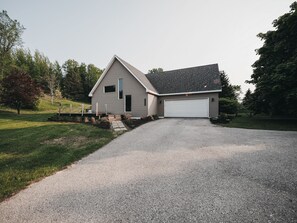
<box><xmin>111</xmin><ymin>121</ymin><xmax>127</xmax><ymax>131</ymax></box>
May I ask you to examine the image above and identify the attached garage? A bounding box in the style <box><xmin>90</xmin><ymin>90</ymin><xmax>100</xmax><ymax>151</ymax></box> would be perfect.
<box><xmin>164</xmin><ymin>98</ymin><xmax>209</xmax><ymax>118</ymax></box>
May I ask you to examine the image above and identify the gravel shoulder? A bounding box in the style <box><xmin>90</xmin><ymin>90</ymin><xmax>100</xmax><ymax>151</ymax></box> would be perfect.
<box><xmin>1</xmin><ymin>118</ymin><xmax>297</xmax><ymax>222</ymax></box>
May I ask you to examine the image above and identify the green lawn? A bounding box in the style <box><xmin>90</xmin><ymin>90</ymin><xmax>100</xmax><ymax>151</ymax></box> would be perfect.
<box><xmin>219</xmin><ymin>114</ymin><xmax>297</xmax><ymax>131</ymax></box>
<box><xmin>0</xmin><ymin>96</ymin><xmax>115</xmax><ymax>201</ymax></box>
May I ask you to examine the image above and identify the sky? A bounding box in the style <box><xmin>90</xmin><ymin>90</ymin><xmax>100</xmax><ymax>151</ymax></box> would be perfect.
<box><xmin>1</xmin><ymin>0</ymin><xmax>294</xmax><ymax>97</ymax></box>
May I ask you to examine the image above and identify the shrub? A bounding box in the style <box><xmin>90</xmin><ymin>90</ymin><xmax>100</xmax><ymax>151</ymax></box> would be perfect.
<box><xmin>219</xmin><ymin>98</ymin><xmax>239</xmax><ymax>114</ymax></box>
<box><xmin>210</xmin><ymin>114</ymin><xmax>230</xmax><ymax>124</ymax></box>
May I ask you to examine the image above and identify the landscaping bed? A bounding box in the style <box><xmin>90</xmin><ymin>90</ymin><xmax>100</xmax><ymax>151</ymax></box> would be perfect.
<box><xmin>123</xmin><ymin>115</ymin><xmax>158</xmax><ymax>129</ymax></box>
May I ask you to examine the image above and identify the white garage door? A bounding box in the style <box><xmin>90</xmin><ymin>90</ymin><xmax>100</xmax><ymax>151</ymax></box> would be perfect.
<box><xmin>164</xmin><ymin>99</ymin><xmax>209</xmax><ymax>118</ymax></box>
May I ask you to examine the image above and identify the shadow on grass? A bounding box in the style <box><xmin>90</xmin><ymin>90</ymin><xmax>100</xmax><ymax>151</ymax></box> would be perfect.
<box><xmin>221</xmin><ymin>115</ymin><xmax>297</xmax><ymax>131</ymax></box>
<box><xmin>0</xmin><ymin>111</ymin><xmax>55</xmax><ymax>122</ymax></box>
<box><xmin>0</xmin><ymin>123</ymin><xmax>114</xmax><ymax>201</ymax></box>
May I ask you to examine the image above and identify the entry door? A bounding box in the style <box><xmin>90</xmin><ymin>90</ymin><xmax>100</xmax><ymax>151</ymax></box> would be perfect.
<box><xmin>164</xmin><ymin>99</ymin><xmax>209</xmax><ymax>118</ymax></box>
<box><xmin>125</xmin><ymin>95</ymin><xmax>132</xmax><ymax>112</ymax></box>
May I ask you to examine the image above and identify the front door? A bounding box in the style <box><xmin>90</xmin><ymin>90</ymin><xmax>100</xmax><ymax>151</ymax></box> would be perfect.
<box><xmin>125</xmin><ymin>95</ymin><xmax>132</xmax><ymax>112</ymax></box>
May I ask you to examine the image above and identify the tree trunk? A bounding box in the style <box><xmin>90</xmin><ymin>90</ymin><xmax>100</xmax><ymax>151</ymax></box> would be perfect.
<box><xmin>16</xmin><ymin>102</ymin><xmax>21</xmax><ymax>115</ymax></box>
<box><xmin>50</xmin><ymin>88</ymin><xmax>54</xmax><ymax>105</ymax></box>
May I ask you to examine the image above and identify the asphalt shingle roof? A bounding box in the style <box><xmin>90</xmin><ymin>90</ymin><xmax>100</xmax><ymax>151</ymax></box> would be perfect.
<box><xmin>145</xmin><ymin>64</ymin><xmax>222</xmax><ymax>94</ymax></box>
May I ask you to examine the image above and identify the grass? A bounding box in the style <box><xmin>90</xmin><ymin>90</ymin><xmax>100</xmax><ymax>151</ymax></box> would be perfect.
<box><xmin>0</xmin><ymin>96</ymin><xmax>115</xmax><ymax>202</ymax></box>
<box><xmin>219</xmin><ymin>113</ymin><xmax>297</xmax><ymax>131</ymax></box>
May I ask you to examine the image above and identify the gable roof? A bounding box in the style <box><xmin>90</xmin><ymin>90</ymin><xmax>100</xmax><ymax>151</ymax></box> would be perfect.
<box><xmin>88</xmin><ymin>55</ymin><xmax>158</xmax><ymax>97</ymax></box>
<box><xmin>145</xmin><ymin>64</ymin><xmax>222</xmax><ymax>95</ymax></box>
<box><xmin>116</xmin><ymin>56</ymin><xmax>158</xmax><ymax>93</ymax></box>
<box><xmin>89</xmin><ymin>55</ymin><xmax>222</xmax><ymax>97</ymax></box>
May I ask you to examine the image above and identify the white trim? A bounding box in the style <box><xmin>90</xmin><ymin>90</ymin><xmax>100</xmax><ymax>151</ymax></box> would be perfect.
<box><xmin>146</xmin><ymin>89</ymin><xmax>221</xmax><ymax>96</ymax></box>
<box><xmin>118</xmin><ymin>78</ymin><xmax>123</xmax><ymax>100</ymax></box>
<box><xmin>89</xmin><ymin>56</ymin><xmax>117</xmax><ymax>97</ymax></box>
<box><xmin>89</xmin><ymin>55</ymin><xmax>158</xmax><ymax>97</ymax></box>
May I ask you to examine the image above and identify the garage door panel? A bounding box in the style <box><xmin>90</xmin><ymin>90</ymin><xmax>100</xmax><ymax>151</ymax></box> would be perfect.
<box><xmin>164</xmin><ymin>99</ymin><xmax>209</xmax><ymax>118</ymax></box>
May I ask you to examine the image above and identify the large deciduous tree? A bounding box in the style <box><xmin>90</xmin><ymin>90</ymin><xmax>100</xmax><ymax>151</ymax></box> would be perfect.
<box><xmin>0</xmin><ymin>69</ymin><xmax>40</xmax><ymax>114</ymax></box>
<box><xmin>248</xmin><ymin>2</ymin><xmax>297</xmax><ymax>115</ymax></box>
<box><xmin>0</xmin><ymin>10</ymin><xmax>25</xmax><ymax>78</ymax></box>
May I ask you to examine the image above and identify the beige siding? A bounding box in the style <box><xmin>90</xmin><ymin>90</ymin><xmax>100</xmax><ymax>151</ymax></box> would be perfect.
<box><xmin>147</xmin><ymin>93</ymin><xmax>158</xmax><ymax>116</ymax></box>
<box><xmin>91</xmin><ymin>60</ymin><xmax>148</xmax><ymax>117</ymax></box>
<box><xmin>157</xmin><ymin>93</ymin><xmax>219</xmax><ymax>118</ymax></box>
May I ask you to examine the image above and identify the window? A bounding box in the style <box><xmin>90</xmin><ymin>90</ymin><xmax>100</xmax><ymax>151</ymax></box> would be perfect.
<box><xmin>125</xmin><ymin>95</ymin><xmax>131</xmax><ymax>112</ymax></box>
<box><xmin>104</xmin><ymin>85</ymin><xmax>115</xmax><ymax>93</ymax></box>
<box><xmin>144</xmin><ymin>98</ymin><xmax>146</xmax><ymax>106</ymax></box>
<box><xmin>118</xmin><ymin>79</ymin><xmax>123</xmax><ymax>99</ymax></box>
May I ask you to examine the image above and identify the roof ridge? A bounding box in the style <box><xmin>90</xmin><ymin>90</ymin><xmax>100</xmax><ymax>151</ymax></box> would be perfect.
<box><xmin>146</xmin><ymin>63</ymin><xmax>218</xmax><ymax>76</ymax></box>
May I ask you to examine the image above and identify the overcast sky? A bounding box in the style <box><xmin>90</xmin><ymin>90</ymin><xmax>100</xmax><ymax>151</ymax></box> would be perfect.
<box><xmin>2</xmin><ymin>0</ymin><xmax>294</xmax><ymax>97</ymax></box>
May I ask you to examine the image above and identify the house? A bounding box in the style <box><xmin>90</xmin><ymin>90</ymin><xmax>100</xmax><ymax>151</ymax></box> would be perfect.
<box><xmin>89</xmin><ymin>55</ymin><xmax>222</xmax><ymax>118</ymax></box>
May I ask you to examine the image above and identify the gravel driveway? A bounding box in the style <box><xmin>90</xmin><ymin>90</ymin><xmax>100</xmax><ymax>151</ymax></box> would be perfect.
<box><xmin>1</xmin><ymin>119</ymin><xmax>297</xmax><ymax>222</ymax></box>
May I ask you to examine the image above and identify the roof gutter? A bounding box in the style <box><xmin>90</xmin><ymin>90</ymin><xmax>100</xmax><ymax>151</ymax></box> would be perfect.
<box><xmin>146</xmin><ymin>89</ymin><xmax>222</xmax><ymax>96</ymax></box>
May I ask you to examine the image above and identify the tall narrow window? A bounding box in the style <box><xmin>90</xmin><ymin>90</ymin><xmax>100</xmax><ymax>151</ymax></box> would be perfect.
<box><xmin>125</xmin><ymin>95</ymin><xmax>131</xmax><ymax>112</ymax></box>
<box><xmin>118</xmin><ymin>78</ymin><xmax>123</xmax><ymax>99</ymax></box>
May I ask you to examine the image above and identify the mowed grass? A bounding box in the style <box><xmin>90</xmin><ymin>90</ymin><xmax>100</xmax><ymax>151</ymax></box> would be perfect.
<box><xmin>0</xmin><ymin>96</ymin><xmax>115</xmax><ymax>201</ymax></box>
<box><xmin>220</xmin><ymin>113</ymin><xmax>297</xmax><ymax>131</ymax></box>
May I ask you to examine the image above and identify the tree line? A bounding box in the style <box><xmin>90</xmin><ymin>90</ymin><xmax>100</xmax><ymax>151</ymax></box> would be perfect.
<box><xmin>243</xmin><ymin>2</ymin><xmax>297</xmax><ymax>116</ymax></box>
<box><xmin>0</xmin><ymin>10</ymin><xmax>102</xmax><ymax>113</ymax></box>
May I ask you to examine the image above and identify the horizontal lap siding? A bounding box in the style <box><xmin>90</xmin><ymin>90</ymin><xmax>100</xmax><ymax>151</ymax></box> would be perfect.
<box><xmin>91</xmin><ymin>60</ymin><xmax>148</xmax><ymax>117</ymax></box>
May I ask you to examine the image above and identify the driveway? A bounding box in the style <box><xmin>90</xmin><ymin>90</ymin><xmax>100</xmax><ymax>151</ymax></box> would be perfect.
<box><xmin>1</xmin><ymin>119</ymin><xmax>297</xmax><ymax>222</ymax></box>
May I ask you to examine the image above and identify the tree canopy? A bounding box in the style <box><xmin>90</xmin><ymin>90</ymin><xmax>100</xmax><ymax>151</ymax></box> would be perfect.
<box><xmin>148</xmin><ymin>68</ymin><xmax>164</xmax><ymax>74</ymax></box>
<box><xmin>219</xmin><ymin>71</ymin><xmax>241</xmax><ymax>101</ymax></box>
<box><xmin>0</xmin><ymin>69</ymin><xmax>40</xmax><ymax>114</ymax></box>
<box><xmin>0</xmin><ymin>10</ymin><xmax>25</xmax><ymax>78</ymax></box>
<box><xmin>248</xmin><ymin>2</ymin><xmax>297</xmax><ymax>115</ymax></box>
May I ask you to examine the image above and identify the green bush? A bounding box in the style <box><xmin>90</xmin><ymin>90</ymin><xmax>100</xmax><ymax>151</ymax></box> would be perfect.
<box><xmin>210</xmin><ymin>114</ymin><xmax>230</xmax><ymax>124</ymax></box>
<box><xmin>219</xmin><ymin>98</ymin><xmax>239</xmax><ymax>114</ymax></box>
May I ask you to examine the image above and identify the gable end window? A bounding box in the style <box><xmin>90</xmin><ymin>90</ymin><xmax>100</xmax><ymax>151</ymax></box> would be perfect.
<box><xmin>104</xmin><ymin>85</ymin><xmax>115</xmax><ymax>93</ymax></box>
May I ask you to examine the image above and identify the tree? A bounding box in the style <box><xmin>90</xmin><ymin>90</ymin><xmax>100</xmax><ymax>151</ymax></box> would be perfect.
<box><xmin>0</xmin><ymin>69</ymin><xmax>40</xmax><ymax>114</ymax></box>
<box><xmin>11</xmin><ymin>48</ymin><xmax>35</xmax><ymax>76</ymax></box>
<box><xmin>85</xmin><ymin>64</ymin><xmax>102</xmax><ymax>98</ymax></box>
<box><xmin>62</xmin><ymin>59</ymin><xmax>84</xmax><ymax>100</ymax></box>
<box><xmin>0</xmin><ymin>10</ymin><xmax>25</xmax><ymax>78</ymax></box>
<box><xmin>52</xmin><ymin>61</ymin><xmax>63</xmax><ymax>89</ymax></box>
<box><xmin>248</xmin><ymin>2</ymin><xmax>297</xmax><ymax>115</ymax></box>
<box><xmin>219</xmin><ymin>71</ymin><xmax>241</xmax><ymax>100</ymax></box>
<box><xmin>33</xmin><ymin>50</ymin><xmax>51</xmax><ymax>90</ymax></box>
<box><xmin>242</xmin><ymin>89</ymin><xmax>252</xmax><ymax>108</ymax></box>
<box><xmin>45</xmin><ymin>64</ymin><xmax>57</xmax><ymax>104</ymax></box>
<box><xmin>219</xmin><ymin>98</ymin><xmax>239</xmax><ymax>114</ymax></box>
<box><xmin>148</xmin><ymin>68</ymin><xmax>163</xmax><ymax>74</ymax></box>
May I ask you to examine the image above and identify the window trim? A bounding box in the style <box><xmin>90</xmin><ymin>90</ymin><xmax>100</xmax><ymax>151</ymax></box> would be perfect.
<box><xmin>103</xmin><ymin>85</ymin><xmax>116</xmax><ymax>93</ymax></box>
